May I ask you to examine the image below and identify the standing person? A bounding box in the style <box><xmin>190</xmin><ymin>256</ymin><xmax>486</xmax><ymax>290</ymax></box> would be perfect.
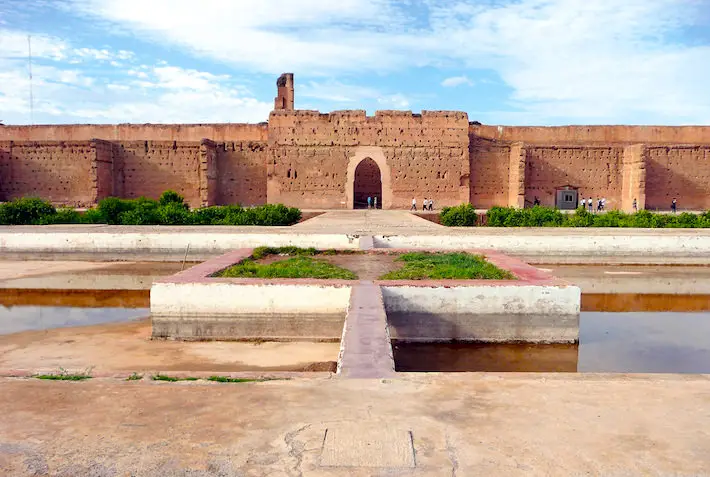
<box><xmin>367</xmin><ymin>196</ymin><xmax>372</xmax><ymax>209</ymax></box>
<box><xmin>429</xmin><ymin>198</ymin><xmax>434</xmax><ymax>211</ymax></box>
<box><xmin>588</xmin><ymin>197</ymin><xmax>593</xmax><ymax>213</ymax></box>
<box><xmin>597</xmin><ymin>198</ymin><xmax>602</xmax><ymax>212</ymax></box>
<box><xmin>672</xmin><ymin>198</ymin><xmax>677</xmax><ymax>214</ymax></box>
<box><xmin>580</xmin><ymin>197</ymin><xmax>585</xmax><ymax>210</ymax></box>
<box><xmin>423</xmin><ymin>198</ymin><xmax>428</xmax><ymax>211</ymax></box>
<box><xmin>601</xmin><ymin>197</ymin><xmax>606</xmax><ymax>211</ymax></box>
<box><xmin>632</xmin><ymin>198</ymin><xmax>637</xmax><ymax>212</ymax></box>
<box><xmin>374</xmin><ymin>196</ymin><xmax>378</xmax><ymax>209</ymax></box>
<box><xmin>533</xmin><ymin>196</ymin><xmax>540</xmax><ymax>206</ymax></box>
<box><xmin>411</xmin><ymin>197</ymin><xmax>417</xmax><ymax>211</ymax></box>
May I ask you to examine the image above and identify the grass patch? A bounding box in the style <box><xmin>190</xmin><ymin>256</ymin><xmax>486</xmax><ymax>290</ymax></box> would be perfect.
<box><xmin>379</xmin><ymin>252</ymin><xmax>515</xmax><ymax>280</ymax></box>
<box><xmin>216</xmin><ymin>246</ymin><xmax>358</xmax><ymax>279</ymax></box>
<box><xmin>126</xmin><ymin>372</ymin><xmax>143</xmax><ymax>381</ymax></box>
<box><xmin>151</xmin><ymin>374</ymin><xmax>199</xmax><ymax>382</ymax></box>
<box><xmin>207</xmin><ymin>376</ymin><xmax>285</xmax><ymax>383</ymax></box>
<box><xmin>34</xmin><ymin>367</ymin><xmax>93</xmax><ymax>381</ymax></box>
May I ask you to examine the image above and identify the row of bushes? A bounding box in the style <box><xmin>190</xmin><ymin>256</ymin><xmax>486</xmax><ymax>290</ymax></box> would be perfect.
<box><xmin>440</xmin><ymin>204</ymin><xmax>710</xmax><ymax>228</ymax></box>
<box><xmin>0</xmin><ymin>191</ymin><xmax>301</xmax><ymax>226</ymax></box>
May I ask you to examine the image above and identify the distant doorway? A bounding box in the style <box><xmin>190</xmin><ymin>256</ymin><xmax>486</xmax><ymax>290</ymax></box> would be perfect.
<box><xmin>353</xmin><ymin>158</ymin><xmax>382</xmax><ymax>209</ymax></box>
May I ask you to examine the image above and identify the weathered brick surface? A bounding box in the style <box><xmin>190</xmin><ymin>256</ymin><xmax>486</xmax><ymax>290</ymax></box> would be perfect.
<box><xmin>93</xmin><ymin>139</ymin><xmax>115</xmax><ymax>202</ymax></box>
<box><xmin>469</xmin><ymin>136</ymin><xmax>510</xmax><ymax>208</ymax></box>
<box><xmin>216</xmin><ymin>141</ymin><xmax>267</xmax><ymax>206</ymax></box>
<box><xmin>267</xmin><ymin>110</ymin><xmax>469</xmax><ymax>209</ymax></box>
<box><xmin>524</xmin><ymin>145</ymin><xmax>624</xmax><ymax>209</ymax></box>
<box><xmin>645</xmin><ymin>145</ymin><xmax>710</xmax><ymax>211</ymax></box>
<box><xmin>0</xmin><ymin>141</ymin><xmax>95</xmax><ymax>206</ymax></box>
<box><xmin>113</xmin><ymin>141</ymin><xmax>202</xmax><ymax>207</ymax></box>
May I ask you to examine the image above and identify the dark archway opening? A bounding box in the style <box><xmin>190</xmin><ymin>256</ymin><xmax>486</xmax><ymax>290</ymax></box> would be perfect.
<box><xmin>353</xmin><ymin>158</ymin><xmax>382</xmax><ymax>209</ymax></box>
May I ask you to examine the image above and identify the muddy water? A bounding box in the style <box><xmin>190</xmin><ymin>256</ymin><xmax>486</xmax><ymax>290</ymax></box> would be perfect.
<box><xmin>394</xmin><ymin>311</ymin><xmax>710</xmax><ymax>373</ymax></box>
<box><xmin>0</xmin><ymin>306</ymin><xmax>150</xmax><ymax>335</ymax></box>
<box><xmin>582</xmin><ymin>293</ymin><xmax>710</xmax><ymax>312</ymax></box>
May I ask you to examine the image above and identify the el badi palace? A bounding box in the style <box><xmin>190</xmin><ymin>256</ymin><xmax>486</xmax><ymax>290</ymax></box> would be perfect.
<box><xmin>2</xmin><ymin>73</ymin><xmax>710</xmax><ymax>211</ymax></box>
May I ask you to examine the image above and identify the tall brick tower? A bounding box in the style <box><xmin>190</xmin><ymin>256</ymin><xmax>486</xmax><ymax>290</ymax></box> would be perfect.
<box><xmin>274</xmin><ymin>73</ymin><xmax>294</xmax><ymax>111</ymax></box>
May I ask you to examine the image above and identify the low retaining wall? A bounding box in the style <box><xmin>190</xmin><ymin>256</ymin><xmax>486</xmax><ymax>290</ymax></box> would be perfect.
<box><xmin>150</xmin><ymin>249</ymin><xmax>353</xmax><ymax>340</ymax></box>
<box><xmin>0</xmin><ymin>229</ymin><xmax>361</xmax><ymax>261</ymax></box>
<box><xmin>375</xmin><ymin>232</ymin><xmax>710</xmax><ymax>264</ymax></box>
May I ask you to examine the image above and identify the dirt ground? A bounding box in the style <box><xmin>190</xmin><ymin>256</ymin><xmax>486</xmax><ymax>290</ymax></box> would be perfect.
<box><xmin>0</xmin><ymin>318</ymin><xmax>339</xmax><ymax>373</ymax></box>
<box><xmin>0</xmin><ymin>373</ymin><xmax>708</xmax><ymax>476</ymax></box>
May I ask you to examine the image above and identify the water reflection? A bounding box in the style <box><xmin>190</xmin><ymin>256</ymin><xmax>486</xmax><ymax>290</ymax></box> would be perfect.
<box><xmin>0</xmin><ymin>306</ymin><xmax>149</xmax><ymax>335</ymax></box>
<box><xmin>393</xmin><ymin>312</ymin><xmax>710</xmax><ymax>374</ymax></box>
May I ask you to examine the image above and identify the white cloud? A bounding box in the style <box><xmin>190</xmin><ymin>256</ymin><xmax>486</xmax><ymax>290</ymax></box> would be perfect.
<box><xmin>441</xmin><ymin>76</ymin><xmax>473</xmax><ymax>87</ymax></box>
<box><xmin>65</xmin><ymin>0</ymin><xmax>710</xmax><ymax>124</ymax></box>
<box><xmin>0</xmin><ymin>28</ymin><xmax>271</xmax><ymax>124</ymax></box>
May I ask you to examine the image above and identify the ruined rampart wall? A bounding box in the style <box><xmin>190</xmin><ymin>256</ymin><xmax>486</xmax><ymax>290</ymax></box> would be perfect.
<box><xmin>267</xmin><ymin>110</ymin><xmax>469</xmax><ymax>208</ymax></box>
<box><xmin>469</xmin><ymin>137</ymin><xmax>511</xmax><ymax>208</ymax></box>
<box><xmin>470</xmin><ymin>124</ymin><xmax>710</xmax><ymax>145</ymax></box>
<box><xmin>525</xmin><ymin>145</ymin><xmax>625</xmax><ymax>209</ymax></box>
<box><xmin>645</xmin><ymin>145</ymin><xmax>710</xmax><ymax>211</ymax></box>
<box><xmin>0</xmin><ymin>123</ymin><xmax>268</xmax><ymax>142</ymax></box>
<box><xmin>0</xmin><ymin>141</ymin><xmax>95</xmax><ymax>206</ymax></box>
<box><xmin>215</xmin><ymin>141</ymin><xmax>268</xmax><ymax>206</ymax></box>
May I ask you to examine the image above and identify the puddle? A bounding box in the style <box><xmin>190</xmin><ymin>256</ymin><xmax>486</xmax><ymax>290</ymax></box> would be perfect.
<box><xmin>0</xmin><ymin>289</ymin><xmax>149</xmax><ymax>308</ymax></box>
<box><xmin>582</xmin><ymin>294</ymin><xmax>710</xmax><ymax>312</ymax></box>
<box><xmin>393</xmin><ymin>311</ymin><xmax>710</xmax><ymax>373</ymax></box>
<box><xmin>0</xmin><ymin>306</ymin><xmax>149</xmax><ymax>335</ymax></box>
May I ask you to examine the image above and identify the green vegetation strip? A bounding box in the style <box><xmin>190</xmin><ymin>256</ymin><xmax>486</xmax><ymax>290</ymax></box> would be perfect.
<box><xmin>380</xmin><ymin>252</ymin><xmax>515</xmax><ymax>280</ymax></box>
<box><xmin>34</xmin><ymin>367</ymin><xmax>93</xmax><ymax>381</ymax></box>
<box><xmin>216</xmin><ymin>246</ymin><xmax>358</xmax><ymax>280</ymax></box>
<box><xmin>150</xmin><ymin>374</ymin><xmax>284</xmax><ymax>383</ymax></box>
<box><xmin>440</xmin><ymin>204</ymin><xmax>710</xmax><ymax>228</ymax></box>
<box><xmin>0</xmin><ymin>190</ymin><xmax>301</xmax><ymax>226</ymax></box>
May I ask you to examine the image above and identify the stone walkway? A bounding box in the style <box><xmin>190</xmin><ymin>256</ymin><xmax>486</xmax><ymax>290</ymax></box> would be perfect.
<box><xmin>0</xmin><ymin>374</ymin><xmax>708</xmax><ymax>476</ymax></box>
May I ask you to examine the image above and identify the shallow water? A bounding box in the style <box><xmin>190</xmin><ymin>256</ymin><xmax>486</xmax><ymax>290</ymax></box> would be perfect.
<box><xmin>0</xmin><ymin>305</ymin><xmax>150</xmax><ymax>335</ymax></box>
<box><xmin>393</xmin><ymin>311</ymin><xmax>710</xmax><ymax>374</ymax></box>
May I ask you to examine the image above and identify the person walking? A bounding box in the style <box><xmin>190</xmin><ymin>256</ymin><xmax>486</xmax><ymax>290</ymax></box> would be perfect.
<box><xmin>423</xmin><ymin>198</ymin><xmax>428</xmax><ymax>211</ymax></box>
<box><xmin>429</xmin><ymin>198</ymin><xmax>434</xmax><ymax>211</ymax></box>
<box><xmin>632</xmin><ymin>198</ymin><xmax>637</xmax><ymax>212</ymax></box>
<box><xmin>367</xmin><ymin>196</ymin><xmax>372</xmax><ymax>209</ymax></box>
<box><xmin>580</xmin><ymin>197</ymin><xmax>586</xmax><ymax>210</ymax></box>
<box><xmin>411</xmin><ymin>197</ymin><xmax>417</xmax><ymax>211</ymax></box>
<box><xmin>671</xmin><ymin>198</ymin><xmax>677</xmax><ymax>214</ymax></box>
<box><xmin>373</xmin><ymin>196</ymin><xmax>378</xmax><ymax>209</ymax></box>
<box><xmin>533</xmin><ymin>196</ymin><xmax>540</xmax><ymax>206</ymax></box>
<box><xmin>601</xmin><ymin>197</ymin><xmax>606</xmax><ymax>211</ymax></box>
<box><xmin>588</xmin><ymin>197</ymin><xmax>593</xmax><ymax>213</ymax></box>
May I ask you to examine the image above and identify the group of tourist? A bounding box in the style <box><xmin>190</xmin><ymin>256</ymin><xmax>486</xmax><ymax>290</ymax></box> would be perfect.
<box><xmin>410</xmin><ymin>197</ymin><xmax>434</xmax><ymax>211</ymax></box>
<box><xmin>366</xmin><ymin>196</ymin><xmax>378</xmax><ymax>209</ymax></box>
<box><xmin>580</xmin><ymin>197</ymin><xmax>607</xmax><ymax>212</ymax></box>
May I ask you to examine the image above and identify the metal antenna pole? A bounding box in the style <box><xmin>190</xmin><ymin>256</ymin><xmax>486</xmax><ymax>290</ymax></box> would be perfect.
<box><xmin>28</xmin><ymin>35</ymin><xmax>34</xmax><ymax>125</ymax></box>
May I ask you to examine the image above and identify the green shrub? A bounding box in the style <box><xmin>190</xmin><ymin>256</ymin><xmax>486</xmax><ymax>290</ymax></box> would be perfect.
<box><xmin>80</xmin><ymin>208</ymin><xmax>106</xmax><ymax>224</ymax></box>
<box><xmin>36</xmin><ymin>208</ymin><xmax>82</xmax><ymax>225</ymax></box>
<box><xmin>440</xmin><ymin>204</ymin><xmax>477</xmax><ymax>226</ymax></box>
<box><xmin>97</xmin><ymin>197</ymin><xmax>133</xmax><ymax>225</ymax></box>
<box><xmin>159</xmin><ymin>190</ymin><xmax>187</xmax><ymax>209</ymax></box>
<box><xmin>486</xmin><ymin>206</ymin><xmax>513</xmax><ymax>227</ymax></box>
<box><xmin>156</xmin><ymin>202</ymin><xmax>192</xmax><ymax>225</ymax></box>
<box><xmin>592</xmin><ymin>210</ymin><xmax>627</xmax><ymax>227</ymax></box>
<box><xmin>0</xmin><ymin>197</ymin><xmax>56</xmax><ymax>225</ymax></box>
<box><xmin>486</xmin><ymin>206</ymin><xmax>565</xmax><ymax>227</ymax></box>
<box><xmin>566</xmin><ymin>207</ymin><xmax>595</xmax><ymax>227</ymax></box>
<box><xmin>118</xmin><ymin>198</ymin><xmax>159</xmax><ymax>225</ymax></box>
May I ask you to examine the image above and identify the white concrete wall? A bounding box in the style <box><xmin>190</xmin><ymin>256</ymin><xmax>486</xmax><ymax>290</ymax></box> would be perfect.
<box><xmin>0</xmin><ymin>232</ymin><xmax>359</xmax><ymax>257</ymax></box>
<box><xmin>151</xmin><ymin>282</ymin><xmax>352</xmax><ymax>315</ymax></box>
<box><xmin>381</xmin><ymin>285</ymin><xmax>581</xmax><ymax>316</ymax></box>
<box><xmin>375</xmin><ymin>234</ymin><xmax>710</xmax><ymax>263</ymax></box>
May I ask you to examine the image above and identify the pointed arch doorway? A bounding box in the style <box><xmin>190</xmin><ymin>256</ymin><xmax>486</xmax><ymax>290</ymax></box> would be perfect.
<box><xmin>346</xmin><ymin>147</ymin><xmax>392</xmax><ymax>209</ymax></box>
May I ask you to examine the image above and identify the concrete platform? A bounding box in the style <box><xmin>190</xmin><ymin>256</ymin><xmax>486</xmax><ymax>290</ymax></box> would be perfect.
<box><xmin>0</xmin><ymin>373</ymin><xmax>708</xmax><ymax>476</ymax></box>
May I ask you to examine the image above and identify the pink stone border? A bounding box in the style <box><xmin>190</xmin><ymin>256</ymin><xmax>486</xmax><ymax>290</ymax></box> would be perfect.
<box><xmin>155</xmin><ymin>247</ymin><xmax>568</xmax><ymax>288</ymax></box>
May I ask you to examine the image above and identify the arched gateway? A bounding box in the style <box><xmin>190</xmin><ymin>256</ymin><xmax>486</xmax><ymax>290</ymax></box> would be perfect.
<box><xmin>353</xmin><ymin>158</ymin><xmax>382</xmax><ymax>208</ymax></box>
<box><xmin>345</xmin><ymin>147</ymin><xmax>392</xmax><ymax>209</ymax></box>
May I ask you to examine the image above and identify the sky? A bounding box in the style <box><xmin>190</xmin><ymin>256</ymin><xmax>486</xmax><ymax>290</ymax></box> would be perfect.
<box><xmin>1</xmin><ymin>0</ymin><xmax>709</xmax><ymax>126</ymax></box>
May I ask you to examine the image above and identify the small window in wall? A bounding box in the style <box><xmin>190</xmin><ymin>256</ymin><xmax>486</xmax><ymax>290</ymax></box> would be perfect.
<box><xmin>294</xmin><ymin>170</ymin><xmax>298</xmax><ymax>179</ymax></box>
<box><xmin>287</xmin><ymin>169</ymin><xmax>291</xmax><ymax>178</ymax></box>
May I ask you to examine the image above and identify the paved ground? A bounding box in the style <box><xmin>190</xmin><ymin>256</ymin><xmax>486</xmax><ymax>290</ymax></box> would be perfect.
<box><xmin>0</xmin><ymin>374</ymin><xmax>708</xmax><ymax>476</ymax></box>
<box><xmin>0</xmin><ymin>319</ymin><xmax>339</xmax><ymax>374</ymax></box>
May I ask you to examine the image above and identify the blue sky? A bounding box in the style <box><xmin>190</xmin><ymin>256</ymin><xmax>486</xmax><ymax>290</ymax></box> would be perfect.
<box><xmin>1</xmin><ymin>0</ymin><xmax>709</xmax><ymax>125</ymax></box>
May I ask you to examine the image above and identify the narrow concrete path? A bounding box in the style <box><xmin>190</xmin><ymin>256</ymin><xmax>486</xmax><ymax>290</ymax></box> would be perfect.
<box><xmin>338</xmin><ymin>282</ymin><xmax>395</xmax><ymax>379</ymax></box>
<box><xmin>292</xmin><ymin>209</ymin><xmax>442</xmax><ymax>234</ymax></box>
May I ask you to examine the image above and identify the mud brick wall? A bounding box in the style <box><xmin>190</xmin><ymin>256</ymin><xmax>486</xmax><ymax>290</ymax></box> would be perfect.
<box><xmin>267</xmin><ymin>110</ymin><xmax>469</xmax><ymax>209</ymax></box>
<box><xmin>524</xmin><ymin>146</ymin><xmax>624</xmax><ymax>209</ymax></box>
<box><xmin>0</xmin><ymin>141</ymin><xmax>95</xmax><ymax>206</ymax></box>
<box><xmin>93</xmin><ymin>139</ymin><xmax>115</xmax><ymax>202</ymax></box>
<box><xmin>621</xmin><ymin>145</ymin><xmax>647</xmax><ymax>212</ymax></box>
<box><xmin>112</xmin><ymin>141</ymin><xmax>202</xmax><ymax>207</ymax></box>
<box><xmin>0</xmin><ymin>123</ymin><xmax>268</xmax><ymax>142</ymax></box>
<box><xmin>216</xmin><ymin>141</ymin><xmax>268</xmax><ymax>206</ymax></box>
<box><xmin>469</xmin><ymin>137</ymin><xmax>511</xmax><ymax>208</ymax></box>
<box><xmin>645</xmin><ymin>145</ymin><xmax>710</xmax><ymax>211</ymax></box>
<box><xmin>470</xmin><ymin>125</ymin><xmax>710</xmax><ymax>145</ymax></box>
